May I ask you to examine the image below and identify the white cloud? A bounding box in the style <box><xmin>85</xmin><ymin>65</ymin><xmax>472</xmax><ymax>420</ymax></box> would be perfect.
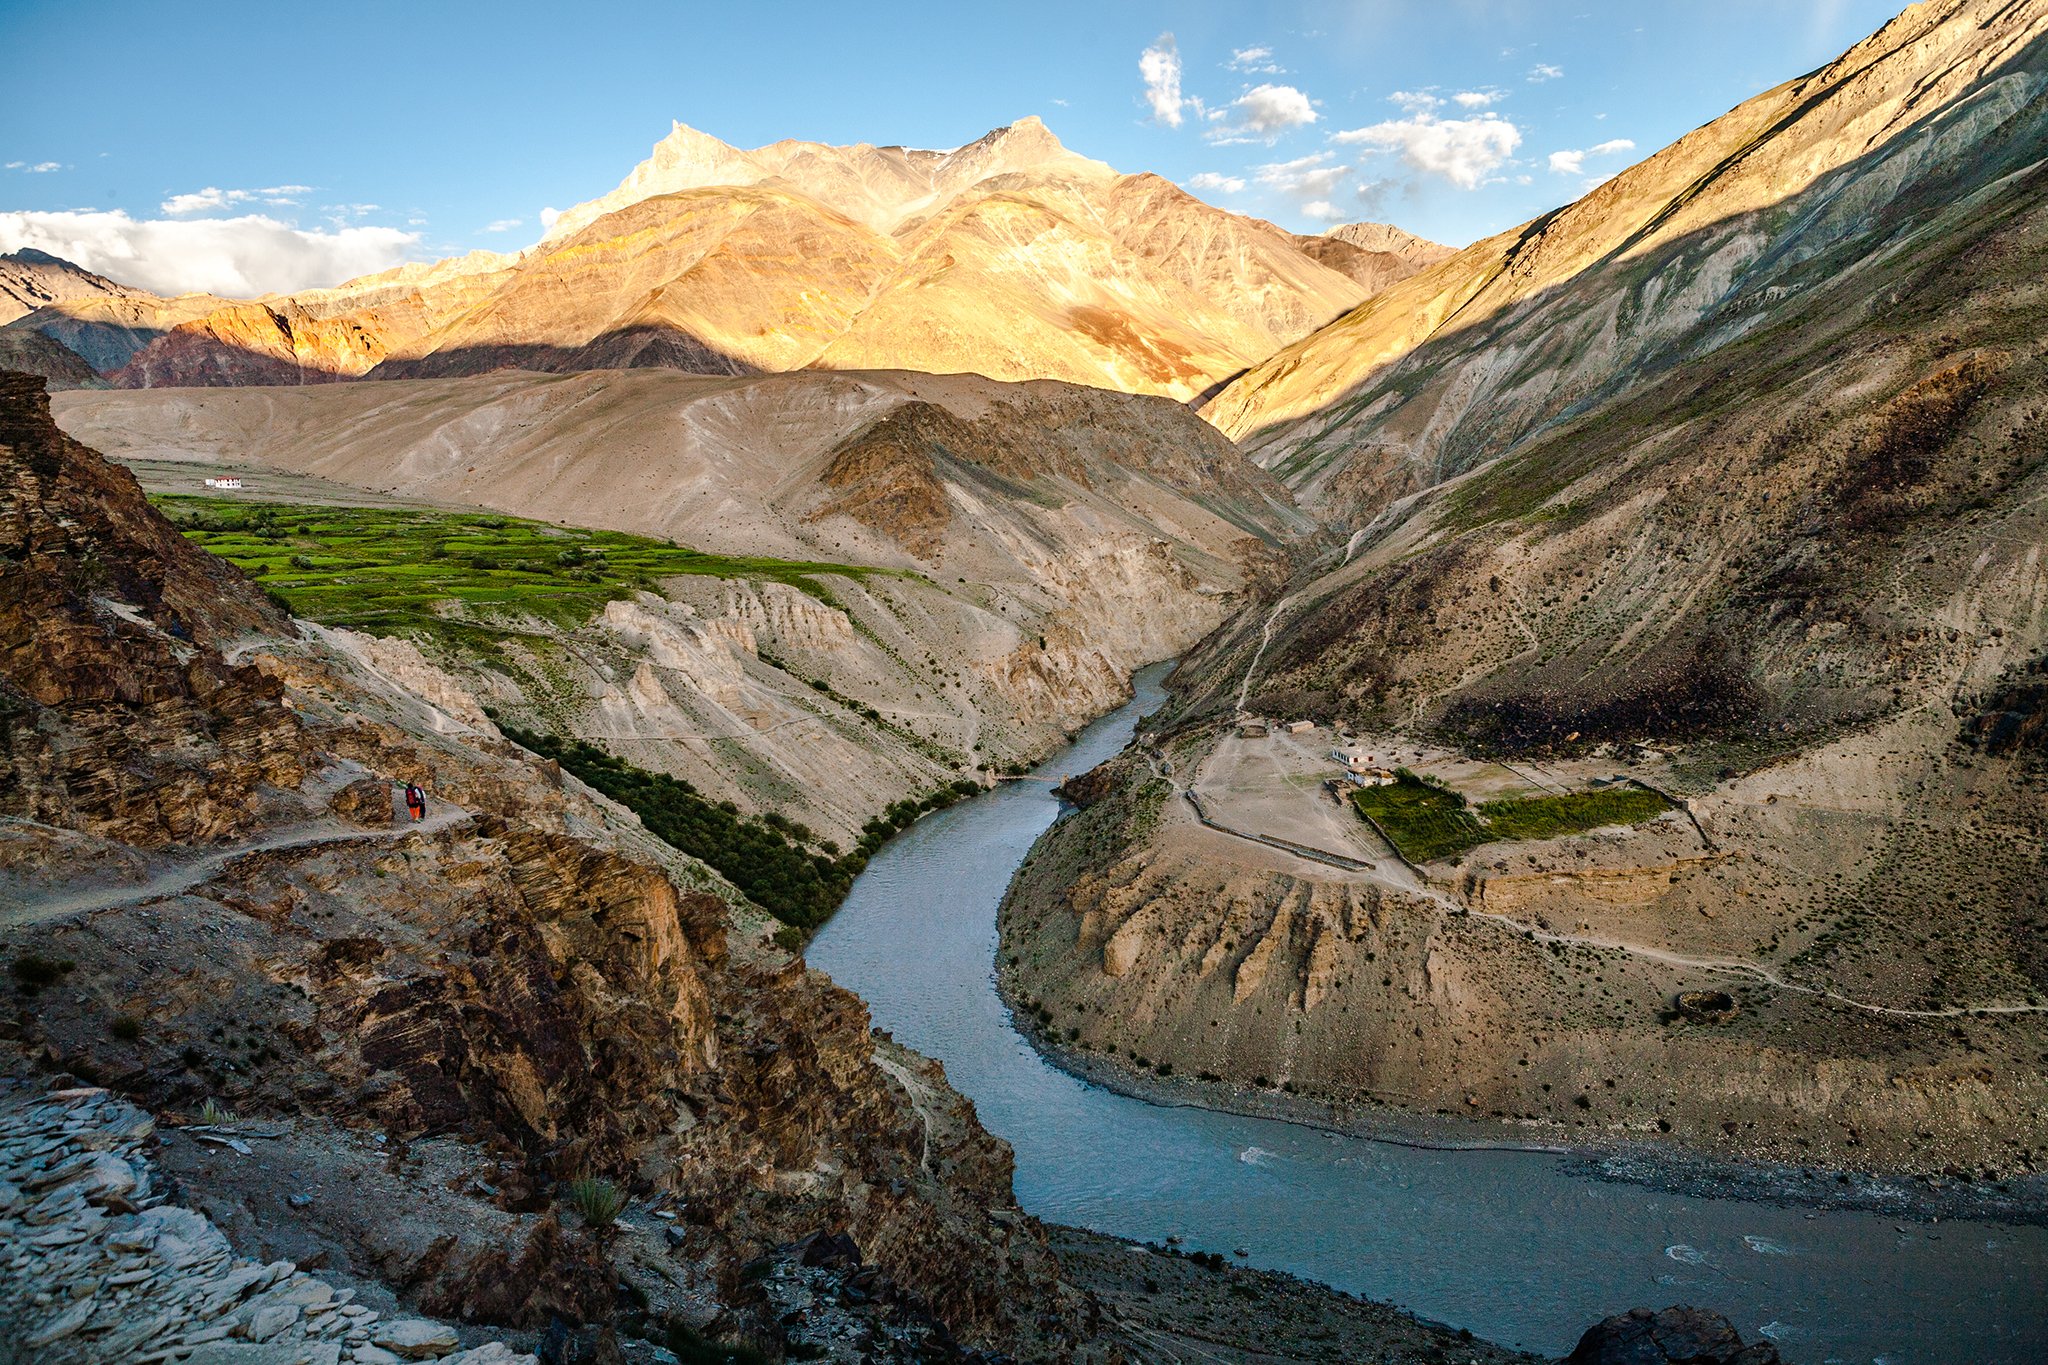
<box><xmin>539</xmin><ymin>206</ymin><xmax>562</xmax><ymax>229</ymax></box>
<box><xmin>1140</xmin><ymin>33</ymin><xmax>1185</xmax><ymax>127</ymax></box>
<box><xmin>1187</xmin><ymin>172</ymin><xmax>1247</xmax><ymax>194</ymax></box>
<box><xmin>8</xmin><ymin>160</ymin><xmax>65</xmax><ymax>173</ymax></box>
<box><xmin>0</xmin><ymin>209</ymin><xmax>420</xmax><ymax>297</ymax></box>
<box><xmin>1548</xmin><ymin>138</ymin><xmax>1635</xmax><ymax>176</ymax></box>
<box><xmin>1207</xmin><ymin>83</ymin><xmax>1318</xmax><ymax>143</ymax></box>
<box><xmin>161</xmin><ymin>185</ymin><xmax>313</xmax><ymax>215</ymax></box>
<box><xmin>1332</xmin><ymin>113</ymin><xmax>1522</xmax><ymax>190</ymax></box>
<box><xmin>1228</xmin><ymin>45</ymin><xmax>1283</xmax><ymax>74</ymax></box>
<box><xmin>1527</xmin><ymin>63</ymin><xmax>1564</xmax><ymax>82</ymax></box>
<box><xmin>1452</xmin><ymin>89</ymin><xmax>1503</xmax><ymax>108</ymax></box>
<box><xmin>1255</xmin><ymin>152</ymin><xmax>1351</xmax><ymax>199</ymax></box>
<box><xmin>481</xmin><ymin>218</ymin><xmax>524</xmax><ymax>234</ymax></box>
<box><xmin>1301</xmin><ymin>200</ymin><xmax>1343</xmax><ymax>222</ymax></box>
<box><xmin>321</xmin><ymin>203</ymin><xmax>382</xmax><ymax>227</ymax></box>
<box><xmin>1388</xmin><ymin>89</ymin><xmax>1442</xmax><ymax>113</ymax></box>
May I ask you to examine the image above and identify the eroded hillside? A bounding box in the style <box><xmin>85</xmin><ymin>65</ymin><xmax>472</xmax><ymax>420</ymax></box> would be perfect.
<box><xmin>53</xmin><ymin>368</ymin><xmax>1305</xmax><ymax>858</ymax></box>
<box><xmin>0</xmin><ymin>368</ymin><xmax>1089</xmax><ymax>1356</ymax></box>
<box><xmin>999</xmin><ymin>0</ymin><xmax>2048</xmax><ymax>1182</ymax></box>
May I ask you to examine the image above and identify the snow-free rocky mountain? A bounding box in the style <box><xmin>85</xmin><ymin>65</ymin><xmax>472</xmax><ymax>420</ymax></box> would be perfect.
<box><xmin>1002</xmin><ymin>0</ymin><xmax>2048</xmax><ymax>1182</ymax></box>
<box><xmin>3</xmin><ymin>119</ymin><xmax>1437</xmax><ymax>400</ymax></box>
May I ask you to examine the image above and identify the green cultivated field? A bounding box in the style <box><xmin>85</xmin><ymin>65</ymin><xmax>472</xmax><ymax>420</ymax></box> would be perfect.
<box><xmin>1353</xmin><ymin>771</ymin><xmax>1670</xmax><ymax>863</ymax></box>
<box><xmin>153</xmin><ymin>495</ymin><xmax>897</xmax><ymax>642</ymax></box>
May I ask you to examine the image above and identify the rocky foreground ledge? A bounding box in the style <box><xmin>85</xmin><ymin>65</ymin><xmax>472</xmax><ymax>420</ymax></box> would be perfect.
<box><xmin>0</xmin><ymin>1078</ymin><xmax>531</xmax><ymax>1365</ymax></box>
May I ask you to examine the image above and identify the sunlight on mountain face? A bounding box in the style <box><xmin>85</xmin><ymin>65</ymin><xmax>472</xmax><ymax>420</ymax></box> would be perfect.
<box><xmin>2</xmin><ymin>2</ymin><xmax>2045</xmax><ymax>1363</ymax></box>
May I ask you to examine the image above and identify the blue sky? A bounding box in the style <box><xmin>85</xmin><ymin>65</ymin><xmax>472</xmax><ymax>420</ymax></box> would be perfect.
<box><xmin>1</xmin><ymin>0</ymin><xmax>1905</xmax><ymax>296</ymax></box>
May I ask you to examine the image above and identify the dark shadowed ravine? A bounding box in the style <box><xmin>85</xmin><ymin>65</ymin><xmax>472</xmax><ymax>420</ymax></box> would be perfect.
<box><xmin>809</xmin><ymin>664</ymin><xmax>2048</xmax><ymax>1364</ymax></box>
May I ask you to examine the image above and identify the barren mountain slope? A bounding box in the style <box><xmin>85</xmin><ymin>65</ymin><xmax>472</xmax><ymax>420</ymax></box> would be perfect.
<box><xmin>999</xmin><ymin>0</ymin><xmax>2048</xmax><ymax>1180</ymax></box>
<box><xmin>374</xmin><ymin>120</ymin><xmax>1369</xmax><ymax>397</ymax></box>
<box><xmin>0</xmin><ymin>247</ymin><xmax>144</xmax><ymax>325</ymax></box>
<box><xmin>9</xmin><ymin>119</ymin><xmax>1374</xmax><ymax>399</ymax></box>
<box><xmin>1291</xmin><ymin>222</ymin><xmax>1455</xmax><ymax>296</ymax></box>
<box><xmin>54</xmin><ymin>368</ymin><xmax>1304</xmax><ymax>847</ymax></box>
<box><xmin>1206</xmin><ymin>0</ymin><xmax>2048</xmax><ymax>514</ymax></box>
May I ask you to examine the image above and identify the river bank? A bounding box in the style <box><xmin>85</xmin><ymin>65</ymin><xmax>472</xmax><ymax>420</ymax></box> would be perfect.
<box><xmin>807</xmin><ymin>662</ymin><xmax>2048</xmax><ymax>1363</ymax></box>
<box><xmin>998</xmin><ymin>995</ymin><xmax>2048</xmax><ymax>1229</ymax></box>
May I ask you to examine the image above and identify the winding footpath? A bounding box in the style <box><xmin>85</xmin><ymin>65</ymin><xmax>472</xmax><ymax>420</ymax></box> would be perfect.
<box><xmin>0</xmin><ymin>803</ymin><xmax>472</xmax><ymax>931</ymax></box>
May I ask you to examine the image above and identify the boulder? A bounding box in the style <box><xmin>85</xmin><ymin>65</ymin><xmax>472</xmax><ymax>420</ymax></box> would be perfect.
<box><xmin>370</xmin><ymin>1319</ymin><xmax>461</xmax><ymax>1359</ymax></box>
<box><xmin>1563</xmin><ymin>1305</ymin><xmax>1782</xmax><ymax>1364</ymax></box>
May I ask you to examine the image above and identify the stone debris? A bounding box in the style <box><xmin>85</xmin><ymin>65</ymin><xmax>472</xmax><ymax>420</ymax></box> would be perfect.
<box><xmin>0</xmin><ymin>1082</ymin><xmax>535</xmax><ymax>1365</ymax></box>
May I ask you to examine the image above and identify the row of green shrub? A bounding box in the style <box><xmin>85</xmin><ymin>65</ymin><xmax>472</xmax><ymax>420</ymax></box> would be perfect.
<box><xmin>497</xmin><ymin>719</ymin><xmax>978</xmax><ymax>930</ymax></box>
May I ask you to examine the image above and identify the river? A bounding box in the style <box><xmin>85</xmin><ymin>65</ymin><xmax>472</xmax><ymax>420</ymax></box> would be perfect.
<box><xmin>808</xmin><ymin>663</ymin><xmax>2048</xmax><ymax>1363</ymax></box>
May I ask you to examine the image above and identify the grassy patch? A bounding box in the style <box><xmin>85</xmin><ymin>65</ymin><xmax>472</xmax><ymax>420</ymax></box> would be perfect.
<box><xmin>562</xmin><ymin>1176</ymin><xmax>628</xmax><ymax>1228</ymax></box>
<box><xmin>1354</xmin><ymin>771</ymin><xmax>1670</xmax><ymax>863</ymax></box>
<box><xmin>1351</xmin><ymin>772</ymin><xmax>1486</xmax><ymax>863</ymax></box>
<box><xmin>152</xmin><ymin>495</ymin><xmax>900</xmax><ymax>642</ymax></box>
<box><xmin>1475</xmin><ymin>786</ymin><xmax>1671</xmax><ymax>842</ymax></box>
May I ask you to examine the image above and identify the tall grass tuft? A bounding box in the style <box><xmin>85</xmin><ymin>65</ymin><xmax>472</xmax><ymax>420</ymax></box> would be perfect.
<box><xmin>563</xmin><ymin>1176</ymin><xmax>629</xmax><ymax>1228</ymax></box>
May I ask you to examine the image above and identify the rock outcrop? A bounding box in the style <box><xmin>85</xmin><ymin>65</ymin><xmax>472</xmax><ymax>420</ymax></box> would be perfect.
<box><xmin>0</xmin><ymin>1078</ymin><xmax>536</xmax><ymax>1365</ymax></box>
<box><xmin>1562</xmin><ymin>1306</ymin><xmax>1782</xmax><ymax>1365</ymax></box>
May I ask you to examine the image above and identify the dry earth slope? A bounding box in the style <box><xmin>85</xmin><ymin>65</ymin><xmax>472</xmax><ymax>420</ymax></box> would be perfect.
<box><xmin>1003</xmin><ymin>0</ymin><xmax>2048</xmax><ymax>1182</ymax></box>
<box><xmin>54</xmin><ymin>368</ymin><xmax>1306</xmax><ymax>850</ymax></box>
<box><xmin>0</xmin><ymin>366</ymin><xmax>1093</xmax><ymax>1357</ymax></box>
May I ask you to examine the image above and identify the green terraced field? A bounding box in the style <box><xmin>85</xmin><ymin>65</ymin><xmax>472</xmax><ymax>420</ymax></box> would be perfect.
<box><xmin>1350</xmin><ymin>773</ymin><xmax>1487</xmax><ymax>863</ymax></box>
<box><xmin>1353</xmin><ymin>771</ymin><xmax>1671</xmax><ymax>863</ymax></box>
<box><xmin>153</xmin><ymin>495</ymin><xmax>900</xmax><ymax>643</ymax></box>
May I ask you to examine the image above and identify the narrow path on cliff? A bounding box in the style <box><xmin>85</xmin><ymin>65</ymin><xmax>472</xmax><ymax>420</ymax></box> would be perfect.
<box><xmin>871</xmin><ymin>1053</ymin><xmax>937</xmax><ymax>1174</ymax></box>
<box><xmin>0</xmin><ymin>803</ymin><xmax>472</xmax><ymax>930</ymax></box>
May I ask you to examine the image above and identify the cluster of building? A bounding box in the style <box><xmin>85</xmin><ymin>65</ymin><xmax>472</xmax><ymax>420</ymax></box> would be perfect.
<box><xmin>1236</xmin><ymin>715</ymin><xmax>1396</xmax><ymax>788</ymax></box>
<box><xmin>1330</xmin><ymin>743</ymin><xmax>1397</xmax><ymax>787</ymax></box>
<box><xmin>201</xmin><ymin>475</ymin><xmax>243</xmax><ymax>491</ymax></box>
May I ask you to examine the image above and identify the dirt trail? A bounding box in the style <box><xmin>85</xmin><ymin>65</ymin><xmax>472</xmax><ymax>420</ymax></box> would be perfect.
<box><xmin>0</xmin><ymin>803</ymin><xmax>471</xmax><ymax>930</ymax></box>
<box><xmin>1233</xmin><ymin>592</ymin><xmax>1296</xmax><ymax>714</ymax></box>
<box><xmin>872</xmin><ymin>1053</ymin><xmax>937</xmax><ymax>1174</ymax></box>
<box><xmin>1458</xmin><ymin>905</ymin><xmax>2048</xmax><ymax>1020</ymax></box>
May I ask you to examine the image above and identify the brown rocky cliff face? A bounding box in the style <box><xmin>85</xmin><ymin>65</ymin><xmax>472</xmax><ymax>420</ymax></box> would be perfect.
<box><xmin>0</xmin><ymin>371</ymin><xmax>304</xmax><ymax>844</ymax></box>
<box><xmin>0</xmin><ymin>367</ymin><xmax>1073</xmax><ymax>1352</ymax></box>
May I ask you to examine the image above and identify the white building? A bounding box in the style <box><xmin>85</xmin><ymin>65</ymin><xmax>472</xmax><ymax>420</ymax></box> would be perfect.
<box><xmin>203</xmin><ymin>475</ymin><xmax>243</xmax><ymax>491</ymax></box>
